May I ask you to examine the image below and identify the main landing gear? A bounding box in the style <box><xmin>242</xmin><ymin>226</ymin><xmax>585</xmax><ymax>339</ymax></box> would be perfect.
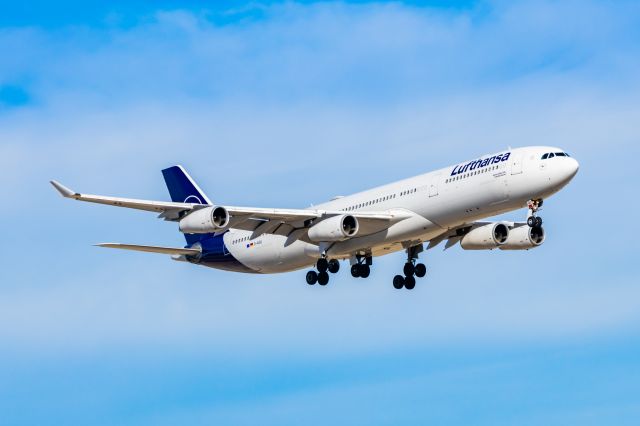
<box><xmin>306</xmin><ymin>257</ymin><xmax>340</xmax><ymax>286</ymax></box>
<box><xmin>393</xmin><ymin>245</ymin><xmax>427</xmax><ymax>290</ymax></box>
<box><xmin>527</xmin><ymin>199</ymin><xmax>544</xmax><ymax>228</ymax></box>
<box><xmin>351</xmin><ymin>255</ymin><xmax>372</xmax><ymax>279</ymax></box>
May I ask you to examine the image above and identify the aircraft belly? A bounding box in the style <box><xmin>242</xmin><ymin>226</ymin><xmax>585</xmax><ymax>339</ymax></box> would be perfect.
<box><xmin>227</xmin><ymin>233</ymin><xmax>316</xmax><ymax>274</ymax></box>
<box><xmin>265</xmin><ymin>237</ymin><xmax>317</xmax><ymax>273</ymax></box>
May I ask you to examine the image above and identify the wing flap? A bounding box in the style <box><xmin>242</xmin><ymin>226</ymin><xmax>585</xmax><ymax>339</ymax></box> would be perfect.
<box><xmin>225</xmin><ymin>206</ymin><xmax>320</xmax><ymax>222</ymax></box>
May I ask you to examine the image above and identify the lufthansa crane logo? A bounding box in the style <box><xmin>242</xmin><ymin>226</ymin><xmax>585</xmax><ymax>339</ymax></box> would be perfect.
<box><xmin>183</xmin><ymin>195</ymin><xmax>203</xmax><ymax>204</ymax></box>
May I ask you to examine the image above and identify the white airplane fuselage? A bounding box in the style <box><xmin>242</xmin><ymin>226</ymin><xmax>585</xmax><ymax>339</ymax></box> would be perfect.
<box><xmin>220</xmin><ymin>146</ymin><xmax>579</xmax><ymax>273</ymax></box>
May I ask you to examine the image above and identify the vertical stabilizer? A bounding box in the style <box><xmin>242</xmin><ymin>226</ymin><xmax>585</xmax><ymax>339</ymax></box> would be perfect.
<box><xmin>162</xmin><ymin>165</ymin><xmax>213</xmax><ymax>244</ymax></box>
<box><xmin>161</xmin><ymin>165</ymin><xmax>212</xmax><ymax>205</ymax></box>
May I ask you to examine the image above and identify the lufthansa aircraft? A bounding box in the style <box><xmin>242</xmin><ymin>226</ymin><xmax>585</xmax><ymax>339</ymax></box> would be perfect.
<box><xmin>52</xmin><ymin>146</ymin><xmax>578</xmax><ymax>290</ymax></box>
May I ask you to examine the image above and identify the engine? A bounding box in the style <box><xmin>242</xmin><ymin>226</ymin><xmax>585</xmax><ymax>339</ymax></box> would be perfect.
<box><xmin>499</xmin><ymin>225</ymin><xmax>545</xmax><ymax>250</ymax></box>
<box><xmin>308</xmin><ymin>215</ymin><xmax>359</xmax><ymax>242</ymax></box>
<box><xmin>460</xmin><ymin>223</ymin><xmax>509</xmax><ymax>250</ymax></box>
<box><xmin>179</xmin><ymin>206</ymin><xmax>230</xmax><ymax>234</ymax></box>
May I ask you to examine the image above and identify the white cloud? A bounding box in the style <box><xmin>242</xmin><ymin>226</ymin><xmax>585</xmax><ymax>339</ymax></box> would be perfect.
<box><xmin>1</xmin><ymin>1</ymin><xmax>639</xmax><ymax>355</ymax></box>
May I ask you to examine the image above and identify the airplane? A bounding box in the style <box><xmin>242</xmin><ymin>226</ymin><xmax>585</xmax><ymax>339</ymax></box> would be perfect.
<box><xmin>51</xmin><ymin>146</ymin><xmax>578</xmax><ymax>290</ymax></box>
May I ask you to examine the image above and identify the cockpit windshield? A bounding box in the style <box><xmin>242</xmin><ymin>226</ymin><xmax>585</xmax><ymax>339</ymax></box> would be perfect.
<box><xmin>541</xmin><ymin>152</ymin><xmax>571</xmax><ymax>160</ymax></box>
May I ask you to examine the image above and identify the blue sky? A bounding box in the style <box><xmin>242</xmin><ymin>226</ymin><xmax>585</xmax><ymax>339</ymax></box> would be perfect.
<box><xmin>1</xmin><ymin>1</ymin><xmax>640</xmax><ymax>424</ymax></box>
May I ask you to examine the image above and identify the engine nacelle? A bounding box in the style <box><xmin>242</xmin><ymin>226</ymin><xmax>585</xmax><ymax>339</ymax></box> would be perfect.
<box><xmin>308</xmin><ymin>215</ymin><xmax>359</xmax><ymax>242</ymax></box>
<box><xmin>179</xmin><ymin>206</ymin><xmax>230</xmax><ymax>234</ymax></box>
<box><xmin>460</xmin><ymin>223</ymin><xmax>509</xmax><ymax>250</ymax></box>
<box><xmin>499</xmin><ymin>226</ymin><xmax>545</xmax><ymax>250</ymax></box>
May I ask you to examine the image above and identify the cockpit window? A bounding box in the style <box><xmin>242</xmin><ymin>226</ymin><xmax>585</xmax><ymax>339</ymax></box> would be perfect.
<box><xmin>542</xmin><ymin>152</ymin><xmax>572</xmax><ymax>160</ymax></box>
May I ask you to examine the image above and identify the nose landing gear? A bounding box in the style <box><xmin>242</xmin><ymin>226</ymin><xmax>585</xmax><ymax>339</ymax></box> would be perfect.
<box><xmin>527</xmin><ymin>199</ymin><xmax>544</xmax><ymax>228</ymax></box>
<box><xmin>393</xmin><ymin>244</ymin><xmax>427</xmax><ymax>290</ymax></box>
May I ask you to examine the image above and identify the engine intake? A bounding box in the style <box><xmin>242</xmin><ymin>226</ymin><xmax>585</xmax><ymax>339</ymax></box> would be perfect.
<box><xmin>460</xmin><ymin>223</ymin><xmax>509</xmax><ymax>250</ymax></box>
<box><xmin>179</xmin><ymin>206</ymin><xmax>230</xmax><ymax>234</ymax></box>
<box><xmin>308</xmin><ymin>215</ymin><xmax>359</xmax><ymax>242</ymax></box>
<box><xmin>499</xmin><ymin>226</ymin><xmax>545</xmax><ymax>250</ymax></box>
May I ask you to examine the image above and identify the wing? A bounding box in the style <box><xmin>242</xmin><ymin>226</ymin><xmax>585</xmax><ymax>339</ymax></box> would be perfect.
<box><xmin>51</xmin><ymin>180</ymin><xmax>201</xmax><ymax>220</ymax></box>
<box><xmin>95</xmin><ymin>243</ymin><xmax>201</xmax><ymax>256</ymax></box>
<box><xmin>51</xmin><ymin>181</ymin><xmax>408</xmax><ymax>243</ymax></box>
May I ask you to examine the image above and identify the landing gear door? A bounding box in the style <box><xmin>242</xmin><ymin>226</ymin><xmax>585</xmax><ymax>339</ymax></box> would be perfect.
<box><xmin>511</xmin><ymin>154</ymin><xmax>523</xmax><ymax>175</ymax></box>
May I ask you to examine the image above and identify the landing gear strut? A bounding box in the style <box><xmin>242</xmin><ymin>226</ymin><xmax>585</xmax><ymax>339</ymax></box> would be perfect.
<box><xmin>306</xmin><ymin>256</ymin><xmax>340</xmax><ymax>286</ymax></box>
<box><xmin>393</xmin><ymin>244</ymin><xmax>427</xmax><ymax>290</ymax></box>
<box><xmin>527</xmin><ymin>199</ymin><xmax>544</xmax><ymax>228</ymax></box>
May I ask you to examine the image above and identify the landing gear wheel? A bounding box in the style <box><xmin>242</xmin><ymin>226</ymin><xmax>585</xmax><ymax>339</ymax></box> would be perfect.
<box><xmin>527</xmin><ymin>216</ymin><xmax>536</xmax><ymax>227</ymax></box>
<box><xmin>414</xmin><ymin>263</ymin><xmax>427</xmax><ymax>278</ymax></box>
<box><xmin>403</xmin><ymin>262</ymin><xmax>415</xmax><ymax>277</ymax></box>
<box><xmin>317</xmin><ymin>271</ymin><xmax>329</xmax><ymax>286</ymax></box>
<box><xmin>359</xmin><ymin>265</ymin><xmax>371</xmax><ymax>278</ymax></box>
<box><xmin>404</xmin><ymin>275</ymin><xmax>416</xmax><ymax>290</ymax></box>
<box><xmin>393</xmin><ymin>275</ymin><xmax>405</xmax><ymax>289</ymax></box>
<box><xmin>351</xmin><ymin>264</ymin><xmax>361</xmax><ymax>278</ymax></box>
<box><xmin>328</xmin><ymin>259</ymin><xmax>340</xmax><ymax>274</ymax></box>
<box><xmin>317</xmin><ymin>258</ymin><xmax>329</xmax><ymax>273</ymax></box>
<box><xmin>535</xmin><ymin>216</ymin><xmax>543</xmax><ymax>227</ymax></box>
<box><xmin>306</xmin><ymin>271</ymin><xmax>318</xmax><ymax>285</ymax></box>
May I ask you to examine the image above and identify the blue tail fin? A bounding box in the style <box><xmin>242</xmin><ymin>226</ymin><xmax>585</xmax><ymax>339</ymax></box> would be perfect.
<box><xmin>162</xmin><ymin>165</ymin><xmax>212</xmax><ymax>205</ymax></box>
<box><xmin>162</xmin><ymin>165</ymin><xmax>213</xmax><ymax>245</ymax></box>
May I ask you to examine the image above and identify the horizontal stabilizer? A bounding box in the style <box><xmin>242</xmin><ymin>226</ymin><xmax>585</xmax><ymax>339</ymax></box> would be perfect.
<box><xmin>95</xmin><ymin>243</ymin><xmax>201</xmax><ymax>256</ymax></box>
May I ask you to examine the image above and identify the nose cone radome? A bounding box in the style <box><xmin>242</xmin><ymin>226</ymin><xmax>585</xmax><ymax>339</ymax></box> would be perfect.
<box><xmin>565</xmin><ymin>157</ymin><xmax>579</xmax><ymax>180</ymax></box>
<box><xmin>557</xmin><ymin>157</ymin><xmax>579</xmax><ymax>187</ymax></box>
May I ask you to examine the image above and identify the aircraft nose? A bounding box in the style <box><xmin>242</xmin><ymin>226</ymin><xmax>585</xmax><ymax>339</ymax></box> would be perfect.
<box><xmin>567</xmin><ymin>157</ymin><xmax>579</xmax><ymax>178</ymax></box>
<box><xmin>560</xmin><ymin>157</ymin><xmax>579</xmax><ymax>184</ymax></box>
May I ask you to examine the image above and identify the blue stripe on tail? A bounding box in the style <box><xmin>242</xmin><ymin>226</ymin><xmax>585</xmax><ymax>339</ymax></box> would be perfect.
<box><xmin>162</xmin><ymin>165</ymin><xmax>212</xmax><ymax>245</ymax></box>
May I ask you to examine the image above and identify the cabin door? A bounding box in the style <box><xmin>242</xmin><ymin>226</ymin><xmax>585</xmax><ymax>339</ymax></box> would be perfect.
<box><xmin>429</xmin><ymin>174</ymin><xmax>440</xmax><ymax>197</ymax></box>
<box><xmin>511</xmin><ymin>154</ymin><xmax>523</xmax><ymax>175</ymax></box>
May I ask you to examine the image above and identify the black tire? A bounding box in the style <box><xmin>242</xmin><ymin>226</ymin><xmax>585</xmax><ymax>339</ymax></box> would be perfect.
<box><xmin>404</xmin><ymin>275</ymin><xmax>416</xmax><ymax>290</ymax></box>
<box><xmin>359</xmin><ymin>265</ymin><xmax>371</xmax><ymax>278</ymax></box>
<box><xmin>527</xmin><ymin>216</ymin><xmax>536</xmax><ymax>227</ymax></box>
<box><xmin>317</xmin><ymin>258</ymin><xmax>329</xmax><ymax>273</ymax></box>
<box><xmin>351</xmin><ymin>264</ymin><xmax>361</xmax><ymax>278</ymax></box>
<box><xmin>318</xmin><ymin>271</ymin><xmax>329</xmax><ymax>286</ymax></box>
<box><xmin>328</xmin><ymin>259</ymin><xmax>340</xmax><ymax>274</ymax></box>
<box><xmin>306</xmin><ymin>270</ymin><xmax>318</xmax><ymax>285</ymax></box>
<box><xmin>414</xmin><ymin>263</ymin><xmax>427</xmax><ymax>278</ymax></box>
<box><xmin>393</xmin><ymin>275</ymin><xmax>405</xmax><ymax>289</ymax></box>
<box><xmin>535</xmin><ymin>216</ymin><xmax>543</xmax><ymax>227</ymax></box>
<box><xmin>403</xmin><ymin>262</ymin><xmax>415</xmax><ymax>277</ymax></box>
